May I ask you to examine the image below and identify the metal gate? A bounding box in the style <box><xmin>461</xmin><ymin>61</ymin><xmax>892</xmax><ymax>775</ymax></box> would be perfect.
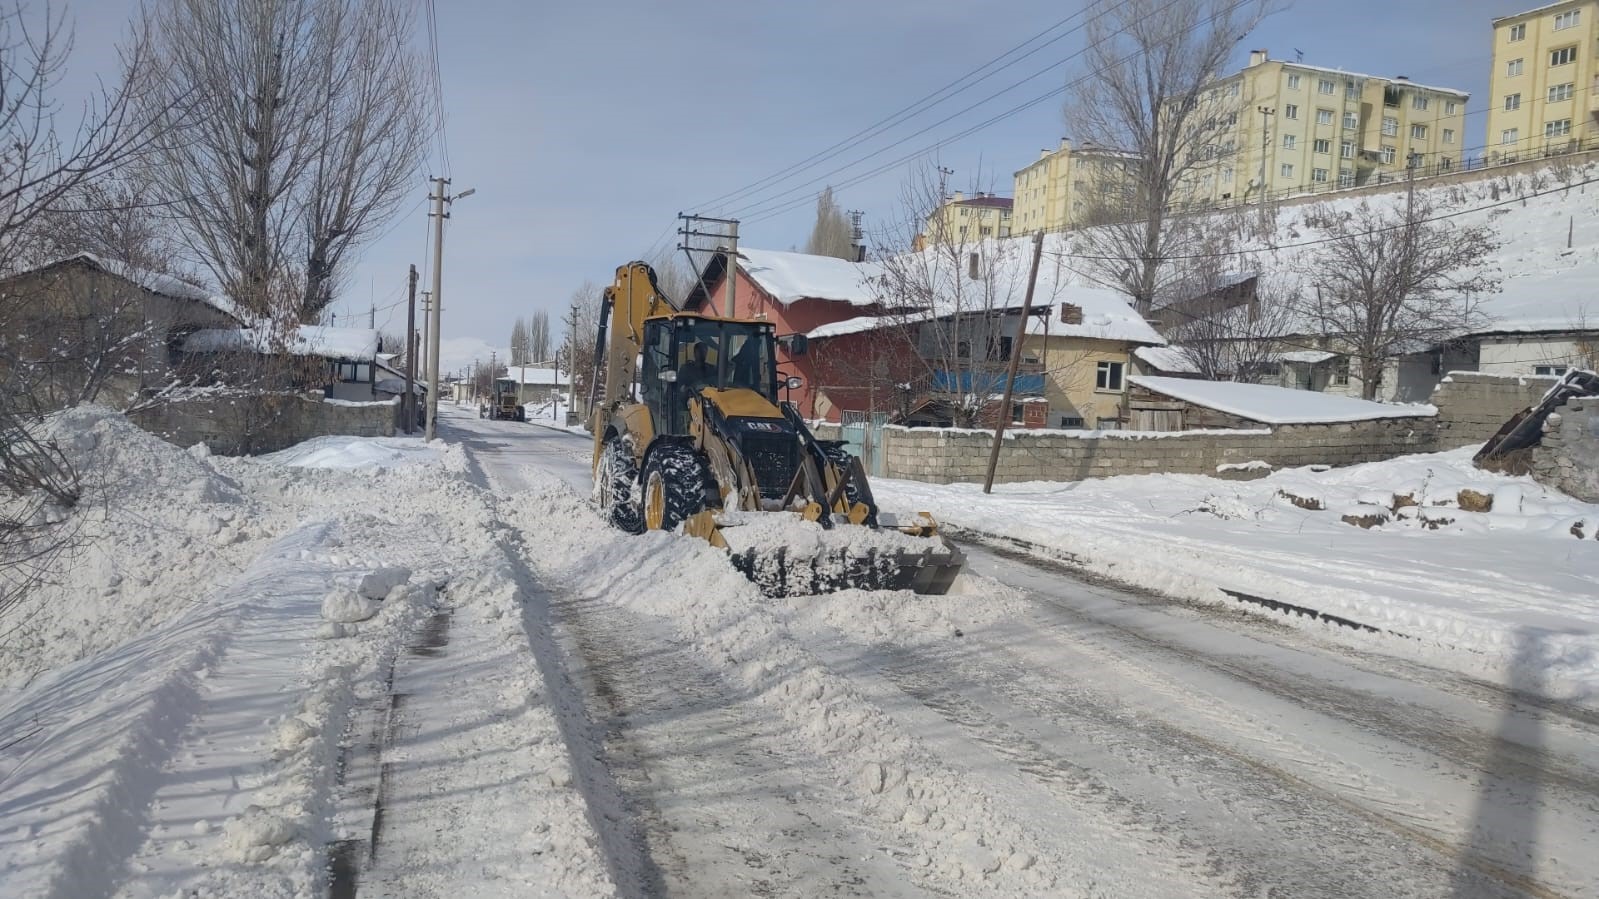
<box><xmin>840</xmin><ymin>411</ymin><xmax>888</xmax><ymax>478</ymax></box>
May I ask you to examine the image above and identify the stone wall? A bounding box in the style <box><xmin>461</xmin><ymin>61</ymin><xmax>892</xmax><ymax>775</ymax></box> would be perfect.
<box><xmin>860</xmin><ymin>418</ymin><xmax>1436</xmax><ymax>485</ymax></box>
<box><xmin>1431</xmin><ymin>372</ymin><xmax>1559</xmax><ymax>448</ymax></box>
<box><xmin>131</xmin><ymin>392</ymin><xmax>397</xmax><ymax>455</ymax></box>
<box><xmin>1533</xmin><ymin>397</ymin><xmax>1599</xmax><ymax>502</ymax></box>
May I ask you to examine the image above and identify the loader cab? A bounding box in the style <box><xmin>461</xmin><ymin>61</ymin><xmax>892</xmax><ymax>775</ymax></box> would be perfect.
<box><xmin>641</xmin><ymin>315</ymin><xmax>777</xmax><ymax>436</ymax></box>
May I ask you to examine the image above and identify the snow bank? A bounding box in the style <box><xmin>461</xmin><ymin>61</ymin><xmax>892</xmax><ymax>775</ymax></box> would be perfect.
<box><xmin>874</xmin><ymin>449</ymin><xmax>1599</xmax><ymax>702</ymax></box>
<box><xmin>0</xmin><ymin>407</ymin><xmax>271</xmax><ymax>693</ymax></box>
<box><xmin>258</xmin><ymin>434</ymin><xmax>443</xmax><ymax>470</ymax></box>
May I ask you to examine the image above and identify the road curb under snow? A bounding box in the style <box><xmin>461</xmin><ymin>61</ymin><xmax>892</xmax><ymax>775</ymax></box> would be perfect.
<box><xmin>948</xmin><ymin>527</ymin><xmax>1398</xmax><ymax>638</ymax></box>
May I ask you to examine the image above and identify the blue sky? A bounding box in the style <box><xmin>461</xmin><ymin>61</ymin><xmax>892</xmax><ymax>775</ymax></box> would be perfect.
<box><xmin>55</xmin><ymin>0</ymin><xmax>1518</xmax><ymax>359</ymax></box>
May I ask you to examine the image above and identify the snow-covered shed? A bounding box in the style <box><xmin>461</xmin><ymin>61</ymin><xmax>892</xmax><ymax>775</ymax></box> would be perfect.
<box><xmin>1127</xmin><ymin>375</ymin><xmax>1436</xmax><ymax>431</ymax></box>
<box><xmin>495</xmin><ymin>365</ymin><xmax>569</xmax><ymax>404</ymax></box>
<box><xmin>0</xmin><ymin>253</ymin><xmax>242</xmax><ymax>407</ymax></box>
<box><xmin>183</xmin><ymin>325</ymin><xmax>390</xmax><ymax>402</ymax></box>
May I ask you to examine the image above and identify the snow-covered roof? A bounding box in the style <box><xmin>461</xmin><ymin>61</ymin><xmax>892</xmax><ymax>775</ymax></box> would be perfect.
<box><xmin>1130</xmin><ymin>375</ymin><xmax>1436</xmax><ymax>424</ymax></box>
<box><xmin>1279</xmin><ymin>350</ymin><xmax>1338</xmax><ymax>364</ymax></box>
<box><xmin>500</xmin><ymin>365</ymin><xmax>567</xmax><ymax>386</ymax></box>
<box><xmin>22</xmin><ymin>252</ymin><xmax>243</xmax><ymax>323</ymax></box>
<box><xmin>807</xmin><ymin>311</ymin><xmax>932</xmax><ymax>340</ymax></box>
<box><xmin>1222</xmin><ymin>58</ymin><xmax>1468</xmax><ymax>99</ymax></box>
<box><xmin>184</xmin><ymin>325</ymin><xmax>380</xmax><ymax>361</ymax></box>
<box><xmin>1023</xmin><ymin>289</ymin><xmax>1166</xmax><ymax>346</ymax></box>
<box><xmin>1134</xmin><ymin>346</ymin><xmax>1201</xmax><ymax>374</ymax></box>
<box><xmin>738</xmin><ymin>248</ymin><xmax>883</xmax><ymax>307</ymax></box>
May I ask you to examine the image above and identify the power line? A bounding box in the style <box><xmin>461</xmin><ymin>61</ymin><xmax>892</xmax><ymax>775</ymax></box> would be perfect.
<box><xmin>692</xmin><ymin>2</ymin><xmax>1128</xmax><ymax>215</ymax></box>
<box><xmin>734</xmin><ymin>0</ymin><xmax>1259</xmax><ymax>226</ymax></box>
<box><xmin>423</xmin><ymin>0</ymin><xmax>452</xmax><ymax>177</ymax></box>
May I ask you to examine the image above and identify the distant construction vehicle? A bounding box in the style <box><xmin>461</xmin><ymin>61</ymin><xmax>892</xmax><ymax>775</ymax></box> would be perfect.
<box><xmin>481</xmin><ymin>385</ymin><xmax>526</xmax><ymax>422</ymax></box>
<box><xmin>587</xmin><ymin>261</ymin><xmax>963</xmax><ymax>596</ymax></box>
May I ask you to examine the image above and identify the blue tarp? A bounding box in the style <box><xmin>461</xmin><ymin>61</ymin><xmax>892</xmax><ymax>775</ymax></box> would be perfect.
<box><xmin>930</xmin><ymin>369</ymin><xmax>1045</xmax><ymax>394</ymax></box>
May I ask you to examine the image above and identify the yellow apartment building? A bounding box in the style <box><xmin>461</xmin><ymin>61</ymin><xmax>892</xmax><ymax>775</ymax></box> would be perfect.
<box><xmin>1486</xmin><ymin>1</ymin><xmax>1599</xmax><ymax>160</ymax></box>
<box><xmin>917</xmin><ymin>191</ymin><xmax>1013</xmax><ymax>249</ymax></box>
<box><xmin>1182</xmin><ymin>50</ymin><xmax>1469</xmax><ymax>207</ymax></box>
<box><xmin>1011</xmin><ymin>139</ymin><xmax>1140</xmax><ymax>235</ymax></box>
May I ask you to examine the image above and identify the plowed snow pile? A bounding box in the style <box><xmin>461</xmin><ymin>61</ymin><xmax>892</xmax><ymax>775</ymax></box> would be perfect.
<box><xmin>0</xmin><ymin>407</ymin><xmax>280</xmax><ymax>692</ymax></box>
<box><xmin>874</xmin><ymin>447</ymin><xmax>1599</xmax><ymax>700</ymax></box>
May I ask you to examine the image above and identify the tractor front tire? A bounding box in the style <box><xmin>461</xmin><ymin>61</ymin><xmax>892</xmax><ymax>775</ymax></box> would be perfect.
<box><xmin>595</xmin><ymin>438</ymin><xmax>644</xmax><ymax>534</ymax></box>
<box><xmin>641</xmin><ymin>444</ymin><xmax>713</xmax><ymax>533</ymax></box>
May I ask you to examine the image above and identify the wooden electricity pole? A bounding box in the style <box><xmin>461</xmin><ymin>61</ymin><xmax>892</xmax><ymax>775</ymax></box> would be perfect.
<box><xmin>982</xmin><ymin>231</ymin><xmax>1046</xmax><ymax>494</ymax></box>
<box><xmin>403</xmin><ymin>264</ymin><xmax>418</xmax><ymax>433</ymax></box>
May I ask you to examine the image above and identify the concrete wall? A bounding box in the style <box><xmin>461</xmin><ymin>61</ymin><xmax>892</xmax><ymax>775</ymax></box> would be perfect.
<box><xmin>819</xmin><ymin>417</ymin><xmax>1432</xmax><ymax>485</ymax></box>
<box><xmin>1430</xmin><ymin>371</ymin><xmax>1560</xmax><ymax>448</ymax></box>
<box><xmin>1533</xmin><ymin>396</ymin><xmax>1599</xmax><ymax>502</ymax></box>
<box><xmin>131</xmin><ymin>392</ymin><xmax>396</xmax><ymax>455</ymax></box>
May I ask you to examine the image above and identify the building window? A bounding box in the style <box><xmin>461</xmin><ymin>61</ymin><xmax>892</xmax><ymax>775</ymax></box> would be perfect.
<box><xmin>1505</xmin><ymin>93</ymin><xmax>1522</xmax><ymax>110</ymax></box>
<box><xmin>1222</xmin><ymin>166</ymin><xmax>1234</xmax><ymax>182</ymax></box>
<box><xmin>1338</xmin><ymin>168</ymin><xmax>1355</xmax><ymax>187</ymax></box>
<box><xmin>1096</xmin><ymin>361</ymin><xmax>1125</xmax><ymax>391</ymax></box>
<box><xmin>1381</xmin><ymin>145</ymin><xmax>1397</xmax><ymax>164</ymax></box>
<box><xmin>1287</xmin><ymin>73</ymin><xmax>1302</xmax><ymax>90</ymax></box>
<box><xmin>1284</xmin><ymin>104</ymin><xmax>1299</xmax><ymax>119</ymax></box>
<box><xmin>1332</xmin><ymin>356</ymin><xmax>1351</xmax><ymax>386</ymax></box>
<box><xmin>1382</xmin><ymin>116</ymin><xmax>1399</xmax><ymax>136</ymax></box>
<box><xmin>1345</xmin><ymin>81</ymin><xmax>1359</xmax><ymax>99</ymax></box>
<box><xmin>1313</xmin><ymin>138</ymin><xmax>1331</xmax><ymax>153</ymax></box>
<box><xmin>1316</xmin><ymin>108</ymin><xmax>1334</xmax><ymax>125</ymax></box>
<box><xmin>1443</xmin><ymin>128</ymin><xmax>1455</xmax><ymax>144</ymax></box>
<box><xmin>1282</xmin><ymin>133</ymin><xmax>1297</xmax><ymax>149</ymax></box>
<box><xmin>1554</xmin><ymin>9</ymin><xmax>1580</xmax><ymax>30</ymax></box>
<box><xmin>1410</xmin><ymin>123</ymin><xmax>1428</xmax><ymax>139</ymax></box>
<box><xmin>1340</xmin><ymin>139</ymin><xmax>1355</xmax><ymax>157</ymax></box>
<box><xmin>1413</xmin><ymin>95</ymin><xmax>1429</xmax><ymax>111</ymax></box>
<box><xmin>1312</xmin><ymin>167</ymin><xmax>1329</xmax><ymax>182</ymax></box>
<box><xmin>1549</xmin><ymin>82</ymin><xmax>1575</xmax><ymax>102</ymax></box>
<box><xmin>1342</xmin><ymin>111</ymin><xmax>1358</xmax><ymax>130</ymax></box>
<box><xmin>1547</xmin><ymin>118</ymin><xmax>1573</xmax><ymax>137</ymax></box>
<box><xmin>1509</xmin><ymin>22</ymin><xmax>1526</xmax><ymax>41</ymax></box>
<box><xmin>1502</xmin><ymin>127</ymin><xmax>1519</xmax><ymax>145</ymax></box>
<box><xmin>338</xmin><ymin>362</ymin><xmax>372</xmax><ymax>383</ymax></box>
<box><xmin>1229</xmin><ymin>81</ymin><xmax>1240</xmax><ymax>96</ymax></box>
<box><xmin>1446</xmin><ymin>100</ymin><xmax>1458</xmax><ymax>114</ymax></box>
<box><xmin>1225</xmin><ymin>110</ymin><xmax>1238</xmax><ymax>126</ymax></box>
<box><xmin>1507</xmin><ymin>58</ymin><xmax>1524</xmax><ymax>77</ymax></box>
<box><xmin>1535</xmin><ymin>365</ymin><xmax>1570</xmax><ymax>376</ymax></box>
<box><xmin>1280</xmin><ymin>162</ymin><xmax>1294</xmax><ymax>178</ymax></box>
<box><xmin>980</xmin><ymin>226</ymin><xmax>993</xmax><ymax>236</ymax></box>
<box><xmin>1551</xmin><ymin>46</ymin><xmax>1576</xmax><ymax>66</ymax></box>
<box><xmin>1318</xmin><ymin>78</ymin><xmax>1335</xmax><ymax>94</ymax></box>
<box><xmin>1058</xmin><ymin>416</ymin><xmax>1086</xmax><ymax>429</ymax></box>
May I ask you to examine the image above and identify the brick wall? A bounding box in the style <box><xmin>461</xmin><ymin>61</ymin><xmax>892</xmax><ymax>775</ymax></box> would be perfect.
<box><xmin>1431</xmin><ymin>372</ymin><xmax>1559</xmax><ymax>448</ymax></box>
<box><xmin>1533</xmin><ymin>397</ymin><xmax>1599</xmax><ymax>502</ymax></box>
<box><xmin>131</xmin><ymin>392</ymin><xmax>397</xmax><ymax>455</ymax></box>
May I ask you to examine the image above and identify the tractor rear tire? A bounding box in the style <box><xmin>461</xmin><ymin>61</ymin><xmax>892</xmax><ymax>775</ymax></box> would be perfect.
<box><xmin>641</xmin><ymin>444</ymin><xmax>713</xmax><ymax>533</ymax></box>
<box><xmin>595</xmin><ymin>438</ymin><xmax>644</xmax><ymax>534</ymax></box>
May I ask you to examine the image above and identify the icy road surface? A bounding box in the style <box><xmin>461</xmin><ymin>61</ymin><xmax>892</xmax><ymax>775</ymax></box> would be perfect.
<box><xmin>435</xmin><ymin>406</ymin><xmax>1599</xmax><ymax>898</ymax></box>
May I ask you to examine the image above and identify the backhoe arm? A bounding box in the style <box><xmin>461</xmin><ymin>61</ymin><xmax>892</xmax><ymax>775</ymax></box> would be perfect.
<box><xmin>590</xmin><ymin>261</ymin><xmax>675</xmax><ymax>459</ymax></box>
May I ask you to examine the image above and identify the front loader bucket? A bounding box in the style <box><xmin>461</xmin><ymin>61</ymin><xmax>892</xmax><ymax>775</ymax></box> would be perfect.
<box><xmin>728</xmin><ymin>539</ymin><xmax>965</xmax><ymax>598</ymax></box>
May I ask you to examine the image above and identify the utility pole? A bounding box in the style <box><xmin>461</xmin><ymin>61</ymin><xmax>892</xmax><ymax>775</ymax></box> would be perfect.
<box><xmin>725</xmin><ymin>220</ymin><xmax>739</xmax><ymax>318</ymax></box>
<box><xmin>1256</xmin><ymin>105</ymin><xmax>1276</xmax><ymax>200</ymax></box>
<box><xmin>566</xmin><ymin>300</ymin><xmax>581</xmax><ymax>423</ymax></box>
<box><xmin>403</xmin><ymin>264</ymin><xmax>418</xmax><ymax>433</ymax></box>
<box><xmin>982</xmin><ymin>231</ymin><xmax>1046</xmax><ymax>494</ymax></box>
<box><xmin>369</xmin><ymin>302</ymin><xmax>375</xmax><ymax>329</ymax></box>
<box><xmin>424</xmin><ymin>178</ymin><xmax>476</xmax><ymax>440</ymax></box>
<box><xmin>678</xmin><ymin>212</ymin><xmax>741</xmax><ymax>315</ymax></box>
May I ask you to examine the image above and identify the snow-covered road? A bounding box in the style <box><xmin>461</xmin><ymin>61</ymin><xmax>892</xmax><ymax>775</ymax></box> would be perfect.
<box><xmin>436</xmin><ymin>407</ymin><xmax>1599</xmax><ymax>898</ymax></box>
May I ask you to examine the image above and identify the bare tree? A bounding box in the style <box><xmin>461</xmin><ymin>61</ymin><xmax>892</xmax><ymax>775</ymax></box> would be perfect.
<box><xmin>139</xmin><ymin>0</ymin><xmax>427</xmax><ymax>319</ymax></box>
<box><xmin>1301</xmin><ymin>195</ymin><xmax>1500</xmax><ymax>399</ymax></box>
<box><xmin>855</xmin><ymin>165</ymin><xmax>1042</xmax><ymax>427</ymax></box>
<box><xmin>0</xmin><ymin>2</ymin><xmax>179</xmax><ymax>619</ymax></box>
<box><xmin>1066</xmin><ymin>0</ymin><xmax>1275</xmax><ymax>316</ymax></box>
<box><xmin>562</xmin><ymin>281</ymin><xmax>605</xmax><ymax>410</ymax></box>
<box><xmin>805</xmin><ymin>186</ymin><xmax>855</xmax><ymax>260</ymax></box>
<box><xmin>648</xmin><ymin>248</ymin><xmax>695</xmax><ymax>303</ymax></box>
<box><xmin>509</xmin><ymin>318</ymin><xmax>529</xmax><ymax>365</ymax></box>
<box><xmin>528</xmin><ymin>309</ymin><xmax>551</xmax><ymax>363</ymax></box>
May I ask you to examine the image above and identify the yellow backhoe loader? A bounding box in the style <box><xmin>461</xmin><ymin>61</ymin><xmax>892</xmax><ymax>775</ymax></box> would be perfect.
<box><xmin>588</xmin><ymin>261</ymin><xmax>963</xmax><ymax>596</ymax></box>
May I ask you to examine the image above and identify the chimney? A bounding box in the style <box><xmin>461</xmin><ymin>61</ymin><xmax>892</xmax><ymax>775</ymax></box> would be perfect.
<box><xmin>1059</xmin><ymin>303</ymin><xmax>1084</xmax><ymax>325</ymax></box>
<box><xmin>1040</xmin><ymin>148</ymin><xmax>1052</xmax><ymax>160</ymax></box>
<box><xmin>1395</xmin><ymin>75</ymin><xmax>1410</xmax><ymax>81</ymax></box>
<box><xmin>1248</xmin><ymin>49</ymin><xmax>1268</xmax><ymax>67</ymax></box>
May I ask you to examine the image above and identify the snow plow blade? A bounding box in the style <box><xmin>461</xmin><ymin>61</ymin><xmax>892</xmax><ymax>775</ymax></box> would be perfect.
<box><xmin>728</xmin><ymin>539</ymin><xmax>965</xmax><ymax>598</ymax></box>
